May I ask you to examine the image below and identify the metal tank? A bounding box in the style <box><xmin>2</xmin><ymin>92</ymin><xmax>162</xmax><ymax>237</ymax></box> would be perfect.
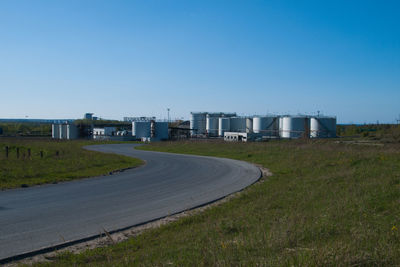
<box><xmin>52</xmin><ymin>124</ymin><xmax>60</xmax><ymax>139</ymax></box>
<box><xmin>190</xmin><ymin>112</ymin><xmax>207</xmax><ymax>135</ymax></box>
<box><xmin>281</xmin><ymin>116</ymin><xmax>310</xmax><ymax>138</ymax></box>
<box><xmin>252</xmin><ymin>117</ymin><xmax>263</xmax><ymax>134</ymax></box>
<box><xmin>218</xmin><ymin>118</ymin><xmax>231</xmax><ymax>137</ymax></box>
<box><xmin>66</xmin><ymin>124</ymin><xmax>79</xmax><ymax>140</ymax></box>
<box><xmin>278</xmin><ymin>117</ymin><xmax>283</xmax><ymax>137</ymax></box>
<box><xmin>310</xmin><ymin>117</ymin><xmax>336</xmax><ymax>138</ymax></box>
<box><xmin>246</xmin><ymin>118</ymin><xmax>253</xmax><ymax>133</ymax></box>
<box><xmin>155</xmin><ymin>122</ymin><xmax>169</xmax><ymax>140</ymax></box>
<box><xmin>206</xmin><ymin>115</ymin><xmax>219</xmax><ymax>137</ymax></box>
<box><xmin>150</xmin><ymin>120</ymin><xmax>156</xmax><ymax>138</ymax></box>
<box><xmin>132</xmin><ymin>121</ymin><xmax>151</xmax><ymax>139</ymax></box>
<box><xmin>59</xmin><ymin>124</ymin><xmax>67</xmax><ymax>139</ymax></box>
<box><xmin>230</xmin><ymin>117</ymin><xmax>247</xmax><ymax>132</ymax></box>
<box><xmin>253</xmin><ymin>116</ymin><xmax>278</xmax><ymax>136</ymax></box>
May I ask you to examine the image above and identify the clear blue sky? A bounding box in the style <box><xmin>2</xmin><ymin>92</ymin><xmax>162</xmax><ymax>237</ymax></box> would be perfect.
<box><xmin>0</xmin><ymin>0</ymin><xmax>399</xmax><ymax>123</ymax></box>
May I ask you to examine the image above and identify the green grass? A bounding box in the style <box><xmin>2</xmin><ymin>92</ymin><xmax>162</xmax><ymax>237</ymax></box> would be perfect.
<box><xmin>0</xmin><ymin>138</ymin><xmax>143</xmax><ymax>189</ymax></box>
<box><xmin>33</xmin><ymin>140</ymin><xmax>400</xmax><ymax>266</ymax></box>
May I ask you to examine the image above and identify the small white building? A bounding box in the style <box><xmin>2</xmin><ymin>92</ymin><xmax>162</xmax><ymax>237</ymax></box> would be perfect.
<box><xmin>224</xmin><ymin>132</ymin><xmax>250</xmax><ymax>142</ymax></box>
<box><xmin>93</xmin><ymin>127</ymin><xmax>135</xmax><ymax>140</ymax></box>
<box><xmin>93</xmin><ymin>127</ymin><xmax>116</xmax><ymax>136</ymax></box>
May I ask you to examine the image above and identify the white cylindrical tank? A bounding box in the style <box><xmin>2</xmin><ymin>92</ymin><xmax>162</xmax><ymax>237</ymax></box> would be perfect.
<box><xmin>281</xmin><ymin>116</ymin><xmax>309</xmax><ymax>138</ymax></box>
<box><xmin>66</xmin><ymin>124</ymin><xmax>78</xmax><ymax>140</ymax></box>
<box><xmin>59</xmin><ymin>124</ymin><xmax>67</xmax><ymax>139</ymax></box>
<box><xmin>206</xmin><ymin>115</ymin><xmax>219</xmax><ymax>136</ymax></box>
<box><xmin>252</xmin><ymin>117</ymin><xmax>263</xmax><ymax>134</ymax></box>
<box><xmin>155</xmin><ymin>122</ymin><xmax>169</xmax><ymax>140</ymax></box>
<box><xmin>253</xmin><ymin>116</ymin><xmax>278</xmax><ymax>136</ymax></box>
<box><xmin>52</xmin><ymin>124</ymin><xmax>60</xmax><ymax>139</ymax></box>
<box><xmin>190</xmin><ymin>112</ymin><xmax>207</xmax><ymax>135</ymax></box>
<box><xmin>246</xmin><ymin>118</ymin><xmax>253</xmax><ymax>133</ymax></box>
<box><xmin>230</xmin><ymin>117</ymin><xmax>246</xmax><ymax>132</ymax></box>
<box><xmin>218</xmin><ymin>118</ymin><xmax>231</xmax><ymax>137</ymax></box>
<box><xmin>279</xmin><ymin>117</ymin><xmax>283</xmax><ymax>137</ymax></box>
<box><xmin>132</xmin><ymin>121</ymin><xmax>151</xmax><ymax>139</ymax></box>
<box><xmin>310</xmin><ymin>117</ymin><xmax>336</xmax><ymax>138</ymax></box>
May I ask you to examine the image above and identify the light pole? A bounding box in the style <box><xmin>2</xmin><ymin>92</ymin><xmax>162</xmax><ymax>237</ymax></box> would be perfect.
<box><xmin>167</xmin><ymin>108</ymin><xmax>170</xmax><ymax>123</ymax></box>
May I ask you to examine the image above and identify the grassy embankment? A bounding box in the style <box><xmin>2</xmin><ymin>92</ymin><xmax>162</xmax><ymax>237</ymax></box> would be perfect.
<box><xmin>0</xmin><ymin>138</ymin><xmax>143</xmax><ymax>189</ymax></box>
<box><xmin>338</xmin><ymin>124</ymin><xmax>400</xmax><ymax>142</ymax></box>
<box><xmin>34</xmin><ymin>140</ymin><xmax>400</xmax><ymax>266</ymax></box>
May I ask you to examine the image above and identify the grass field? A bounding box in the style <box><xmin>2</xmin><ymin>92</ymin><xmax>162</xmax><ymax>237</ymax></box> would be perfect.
<box><xmin>0</xmin><ymin>138</ymin><xmax>143</xmax><ymax>189</ymax></box>
<box><xmin>32</xmin><ymin>140</ymin><xmax>400</xmax><ymax>266</ymax></box>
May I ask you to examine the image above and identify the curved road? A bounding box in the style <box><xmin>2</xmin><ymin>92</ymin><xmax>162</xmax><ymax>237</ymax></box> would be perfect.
<box><xmin>0</xmin><ymin>144</ymin><xmax>260</xmax><ymax>262</ymax></box>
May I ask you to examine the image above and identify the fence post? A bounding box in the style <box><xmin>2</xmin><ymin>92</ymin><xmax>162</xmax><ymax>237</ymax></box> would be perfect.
<box><xmin>40</xmin><ymin>151</ymin><xmax>43</xmax><ymax>158</ymax></box>
<box><xmin>28</xmin><ymin>148</ymin><xmax>31</xmax><ymax>158</ymax></box>
<box><xmin>16</xmin><ymin>147</ymin><xmax>20</xmax><ymax>159</ymax></box>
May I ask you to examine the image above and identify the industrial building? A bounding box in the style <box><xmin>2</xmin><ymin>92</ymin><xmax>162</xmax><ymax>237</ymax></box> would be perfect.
<box><xmin>93</xmin><ymin>127</ymin><xmax>116</xmax><ymax>136</ymax></box>
<box><xmin>224</xmin><ymin>132</ymin><xmax>250</xmax><ymax>142</ymax></box>
<box><xmin>52</xmin><ymin>115</ymin><xmax>169</xmax><ymax>142</ymax></box>
<box><xmin>51</xmin><ymin>111</ymin><xmax>335</xmax><ymax>142</ymax></box>
<box><xmin>124</xmin><ymin>116</ymin><xmax>156</xmax><ymax>122</ymax></box>
<box><xmin>190</xmin><ymin>112</ymin><xmax>336</xmax><ymax>141</ymax></box>
<box><xmin>93</xmin><ymin>127</ymin><xmax>115</xmax><ymax>140</ymax></box>
<box><xmin>92</xmin><ymin>126</ymin><xmax>135</xmax><ymax>141</ymax></box>
<box><xmin>84</xmin><ymin>113</ymin><xmax>94</xmax><ymax>120</ymax></box>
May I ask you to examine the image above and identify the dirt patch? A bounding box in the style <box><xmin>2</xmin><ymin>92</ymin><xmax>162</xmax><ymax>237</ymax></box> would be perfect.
<box><xmin>5</xmin><ymin>165</ymin><xmax>272</xmax><ymax>266</ymax></box>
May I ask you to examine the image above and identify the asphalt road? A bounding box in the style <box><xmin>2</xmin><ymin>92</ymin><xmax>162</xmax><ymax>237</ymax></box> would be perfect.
<box><xmin>0</xmin><ymin>144</ymin><xmax>260</xmax><ymax>262</ymax></box>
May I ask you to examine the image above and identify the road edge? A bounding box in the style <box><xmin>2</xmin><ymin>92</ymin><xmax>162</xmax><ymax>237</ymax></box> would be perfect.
<box><xmin>2</xmin><ymin>165</ymin><xmax>270</xmax><ymax>266</ymax></box>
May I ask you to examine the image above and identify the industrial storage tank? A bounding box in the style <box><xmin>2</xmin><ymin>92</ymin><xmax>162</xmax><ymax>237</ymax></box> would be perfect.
<box><xmin>190</xmin><ymin>112</ymin><xmax>207</xmax><ymax>135</ymax></box>
<box><xmin>218</xmin><ymin>118</ymin><xmax>231</xmax><ymax>137</ymax></box>
<box><xmin>246</xmin><ymin>118</ymin><xmax>253</xmax><ymax>133</ymax></box>
<box><xmin>52</xmin><ymin>124</ymin><xmax>60</xmax><ymax>139</ymax></box>
<box><xmin>253</xmin><ymin>116</ymin><xmax>278</xmax><ymax>136</ymax></box>
<box><xmin>230</xmin><ymin>117</ymin><xmax>247</xmax><ymax>132</ymax></box>
<box><xmin>66</xmin><ymin>124</ymin><xmax>79</xmax><ymax>140</ymax></box>
<box><xmin>206</xmin><ymin>115</ymin><xmax>219</xmax><ymax>137</ymax></box>
<box><xmin>59</xmin><ymin>124</ymin><xmax>67</xmax><ymax>139</ymax></box>
<box><xmin>278</xmin><ymin>117</ymin><xmax>283</xmax><ymax>137</ymax></box>
<box><xmin>281</xmin><ymin>116</ymin><xmax>309</xmax><ymax>138</ymax></box>
<box><xmin>155</xmin><ymin>122</ymin><xmax>169</xmax><ymax>140</ymax></box>
<box><xmin>132</xmin><ymin>121</ymin><xmax>151</xmax><ymax>139</ymax></box>
<box><xmin>310</xmin><ymin>117</ymin><xmax>336</xmax><ymax>138</ymax></box>
<box><xmin>252</xmin><ymin>117</ymin><xmax>263</xmax><ymax>134</ymax></box>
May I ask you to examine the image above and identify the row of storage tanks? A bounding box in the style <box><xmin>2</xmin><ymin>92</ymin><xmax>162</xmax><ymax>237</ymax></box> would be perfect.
<box><xmin>190</xmin><ymin>112</ymin><xmax>336</xmax><ymax>138</ymax></box>
<box><xmin>52</xmin><ymin>123</ymin><xmax>79</xmax><ymax>140</ymax></box>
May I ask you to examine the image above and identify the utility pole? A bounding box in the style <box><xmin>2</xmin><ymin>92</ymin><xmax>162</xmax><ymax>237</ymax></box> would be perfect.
<box><xmin>167</xmin><ymin>108</ymin><xmax>170</xmax><ymax>123</ymax></box>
